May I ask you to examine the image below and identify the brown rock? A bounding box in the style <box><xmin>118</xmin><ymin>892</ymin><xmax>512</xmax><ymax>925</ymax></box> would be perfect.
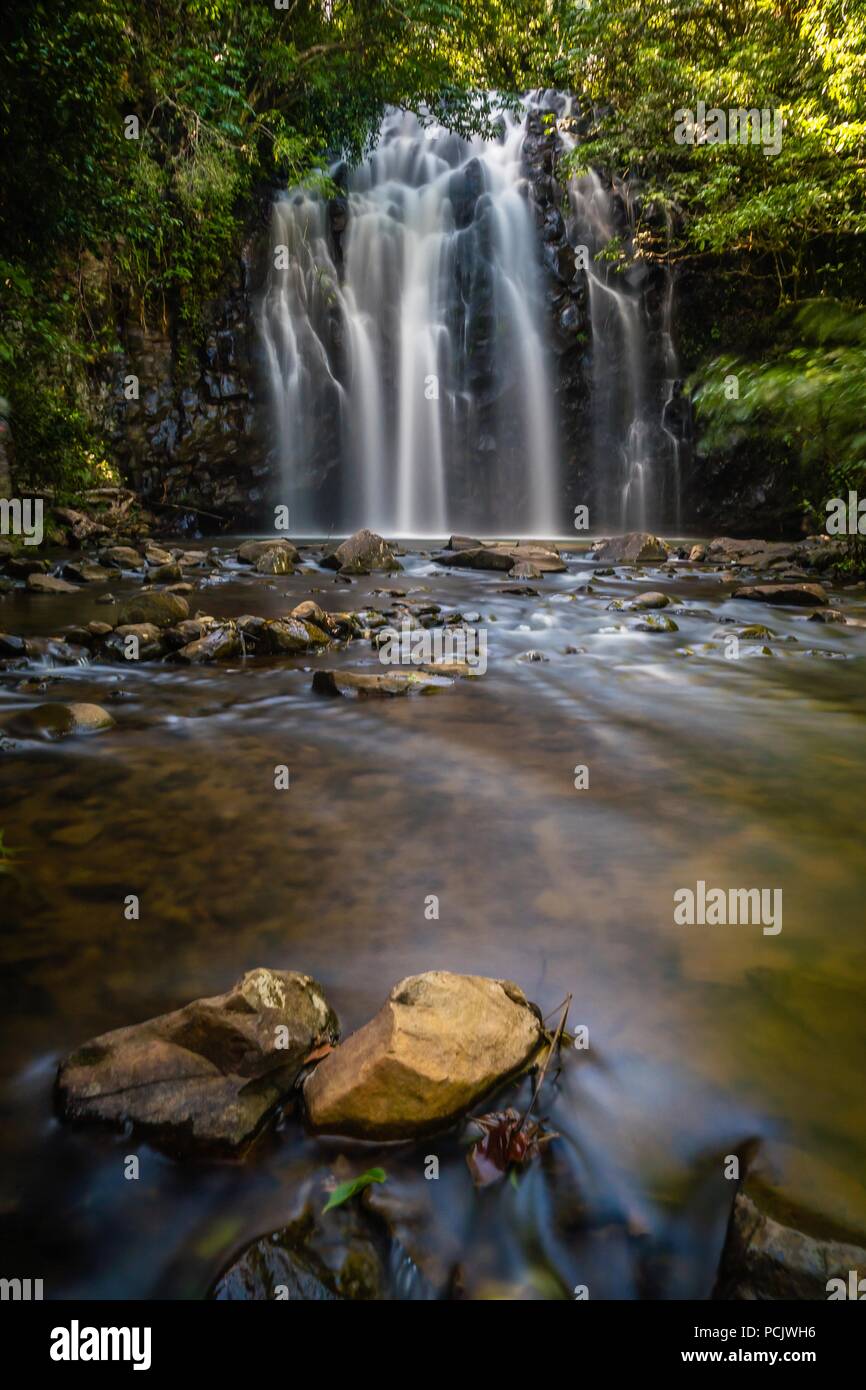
<box><xmin>173</xmin><ymin>625</ymin><xmax>241</xmax><ymax>663</ymax></box>
<box><xmin>254</xmin><ymin>548</ymin><xmax>295</xmax><ymax>575</ymax></box>
<box><xmin>237</xmin><ymin>538</ymin><xmax>301</xmax><ymax>565</ymax></box>
<box><xmin>101</xmin><ymin>546</ymin><xmax>144</xmax><ymax>570</ymax></box>
<box><xmin>733</xmin><ymin>583</ymin><xmax>828</xmax><ymax>607</ymax></box>
<box><xmin>26</xmin><ymin>573</ymin><xmax>79</xmax><ymax>594</ymax></box>
<box><xmin>434</xmin><ymin>546</ymin><xmax>514</xmax><ymax>572</ymax></box>
<box><xmin>6</xmin><ymin>702</ymin><xmax>114</xmax><ymax>739</ymax></box>
<box><xmin>116</xmin><ymin>591</ymin><xmax>190</xmax><ymax>627</ymax></box>
<box><xmin>592</xmin><ymin>533</ymin><xmax>668</xmax><ymax>565</ymax></box>
<box><xmin>716</xmin><ymin>1193</ymin><xmax>866</xmax><ymax>1300</ymax></box>
<box><xmin>62</xmin><ymin>561</ymin><xmax>112</xmax><ymax>584</ymax></box>
<box><xmin>311</xmin><ymin>669</ymin><xmax>450</xmax><ymax>698</ymax></box>
<box><xmin>113</xmin><ymin>623</ymin><xmax>164</xmax><ymax>658</ymax></box>
<box><xmin>265</xmin><ymin>618</ymin><xmax>330</xmax><ymax>653</ymax></box>
<box><xmin>320</xmin><ymin>529</ymin><xmax>400</xmax><ymax>573</ymax></box>
<box><xmin>56</xmin><ymin>968</ymin><xmax>339</xmax><ymax>1156</ymax></box>
<box><xmin>304</xmin><ymin>971</ymin><xmax>543</xmax><ymax>1139</ymax></box>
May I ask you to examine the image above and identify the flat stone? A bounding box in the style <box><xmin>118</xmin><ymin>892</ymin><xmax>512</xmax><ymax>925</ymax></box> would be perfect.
<box><xmin>101</xmin><ymin>546</ymin><xmax>144</xmax><ymax>570</ymax></box>
<box><xmin>56</xmin><ymin>969</ymin><xmax>339</xmax><ymax>1157</ymax></box>
<box><xmin>62</xmin><ymin>561</ymin><xmax>111</xmax><ymax>584</ymax></box>
<box><xmin>311</xmin><ymin>669</ymin><xmax>451</xmax><ymax>698</ymax></box>
<box><xmin>733</xmin><ymin>583</ymin><xmax>828</xmax><ymax>607</ymax></box>
<box><xmin>26</xmin><ymin>573</ymin><xmax>79</xmax><ymax>594</ymax></box>
<box><xmin>304</xmin><ymin>971</ymin><xmax>543</xmax><ymax>1139</ymax></box>
<box><xmin>6</xmin><ymin>556</ymin><xmax>48</xmax><ymax>577</ymax></box>
<box><xmin>434</xmin><ymin>547</ymin><xmax>515</xmax><ymax>571</ymax></box>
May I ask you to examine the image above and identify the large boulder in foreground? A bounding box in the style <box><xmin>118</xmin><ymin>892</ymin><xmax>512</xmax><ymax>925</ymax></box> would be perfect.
<box><xmin>320</xmin><ymin>529</ymin><xmax>400</xmax><ymax>573</ymax></box>
<box><xmin>716</xmin><ymin>1194</ymin><xmax>866</xmax><ymax>1300</ymax></box>
<box><xmin>56</xmin><ymin>969</ymin><xmax>339</xmax><ymax>1156</ymax></box>
<box><xmin>304</xmin><ymin>971</ymin><xmax>543</xmax><ymax>1139</ymax></box>
<box><xmin>592</xmin><ymin>532</ymin><xmax>668</xmax><ymax>565</ymax></box>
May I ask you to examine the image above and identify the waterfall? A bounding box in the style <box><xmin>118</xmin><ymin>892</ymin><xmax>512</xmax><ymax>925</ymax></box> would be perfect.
<box><xmin>556</xmin><ymin>100</ymin><xmax>684</xmax><ymax>532</ymax></box>
<box><xmin>257</xmin><ymin>107</ymin><xmax>560</xmax><ymax>536</ymax></box>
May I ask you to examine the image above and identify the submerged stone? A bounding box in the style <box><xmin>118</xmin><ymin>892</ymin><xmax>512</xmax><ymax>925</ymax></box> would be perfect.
<box><xmin>312</xmin><ymin>669</ymin><xmax>451</xmax><ymax>698</ymax></box>
<box><xmin>5</xmin><ymin>702</ymin><xmax>114</xmax><ymax>739</ymax></box>
<box><xmin>716</xmin><ymin>1194</ymin><xmax>866</xmax><ymax>1300</ymax></box>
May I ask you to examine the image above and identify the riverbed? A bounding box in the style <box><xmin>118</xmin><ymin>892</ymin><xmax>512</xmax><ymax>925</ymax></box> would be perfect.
<box><xmin>1</xmin><ymin>539</ymin><xmax>865</xmax><ymax>1298</ymax></box>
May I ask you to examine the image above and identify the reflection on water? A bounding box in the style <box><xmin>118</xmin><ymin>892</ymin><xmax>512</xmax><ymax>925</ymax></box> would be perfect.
<box><xmin>1</xmin><ymin>541</ymin><xmax>865</xmax><ymax>1297</ymax></box>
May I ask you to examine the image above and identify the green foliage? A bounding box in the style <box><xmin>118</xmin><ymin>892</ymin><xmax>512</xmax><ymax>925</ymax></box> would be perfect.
<box><xmin>553</xmin><ymin>0</ymin><xmax>866</xmax><ymax>294</ymax></box>
<box><xmin>0</xmin><ymin>0</ymin><xmax>548</xmax><ymax>489</ymax></box>
<box><xmin>321</xmin><ymin>1167</ymin><xmax>386</xmax><ymax>1215</ymax></box>
<box><xmin>2</xmin><ymin>0</ymin><xmax>865</xmax><ymax>516</ymax></box>
<box><xmin>691</xmin><ymin>299</ymin><xmax>866</xmax><ymax>540</ymax></box>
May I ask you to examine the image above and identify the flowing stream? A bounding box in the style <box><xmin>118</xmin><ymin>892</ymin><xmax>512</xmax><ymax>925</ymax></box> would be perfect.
<box><xmin>1</xmin><ymin>544</ymin><xmax>865</xmax><ymax>1296</ymax></box>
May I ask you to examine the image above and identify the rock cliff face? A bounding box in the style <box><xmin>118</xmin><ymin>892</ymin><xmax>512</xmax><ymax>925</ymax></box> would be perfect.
<box><xmin>520</xmin><ymin>106</ymin><xmax>592</xmax><ymax>520</ymax></box>
<box><xmin>78</xmin><ymin>105</ymin><xmax>802</xmax><ymax>538</ymax></box>
<box><xmin>93</xmin><ymin>229</ymin><xmax>272</xmax><ymax>530</ymax></box>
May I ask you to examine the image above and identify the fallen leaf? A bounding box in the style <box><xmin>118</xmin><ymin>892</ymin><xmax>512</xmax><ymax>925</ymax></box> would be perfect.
<box><xmin>321</xmin><ymin>1166</ymin><xmax>387</xmax><ymax>1214</ymax></box>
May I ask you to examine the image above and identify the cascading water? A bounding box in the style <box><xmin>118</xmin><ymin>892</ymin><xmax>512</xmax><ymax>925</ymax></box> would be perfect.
<box><xmin>554</xmin><ymin>97</ymin><xmax>686</xmax><ymax>531</ymax></box>
<box><xmin>257</xmin><ymin>108</ymin><xmax>560</xmax><ymax>536</ymax></box>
